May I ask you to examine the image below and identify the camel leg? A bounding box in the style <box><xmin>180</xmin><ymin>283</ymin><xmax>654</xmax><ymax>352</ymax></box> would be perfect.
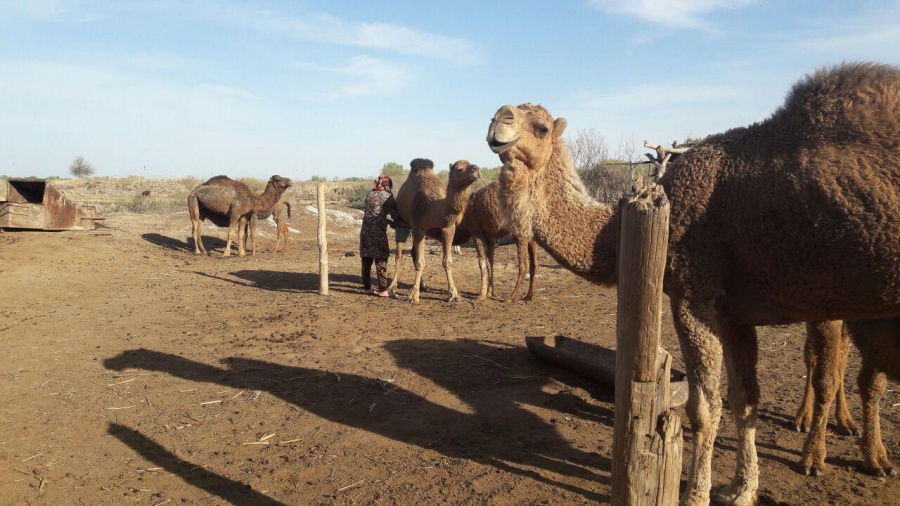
<box><xmin>505</xmin><ymin>237</ymin><xmax>528</xmax><ymax>302</ymax></box>
<box><xmin>524</xmin><ymin>239</ymin><xmax>537</xmax><ymax>301</ymax></box>
<box><xmin>794</xmin><ymin>329</ymin><xmax>817</xmax><ymax>433</ymax></box>
<box><xmin>712</xmin><ymin>312</ymin><xmax>761</xmax><ymax>506</ymax></box>
<box><xmin>388</xmin><ymin>240</ymin><xmax>404</xmax><ymax>291</ymax></box>
<box><xmin>224</xmin><ymin>220</ymin><xmax>236</xmax><ymax>257</ymax></box>
<box><xmin>671</xmin><ymin>297</ymin><xmax>724</xmax><ymax>506</ymax></box>
<box><xmin>188</xmin><ymin>197</ymin><xmax>206</xmax><ymax>255</ymax></box>
<box><xmin>485</xmin><ymin>239</ymin><xmax>496</xmax><ymax>299</ymax></box>
<box><xmin>407</xmin><ymin>232</ymin><xmax>426</xmax><ymax>303</ymax></box>
<box><xmin>236</xmin><ymin>216</ymin><xmax>247</xmax><ymax>257</ymax></box>
<box><xmin>275</xmin><ymin>219</ymin><xmax>288</xmax><ymax>252</ymax></box>
<box><xmin>441</xmin><ymin>231</ymin><xmax>461</xmax><ymax>302</ymax></box>
<box><xmin>473</xmin><ymin>236</ymin><xmax>490</xmax><ymax>301</ymax></box>
<box><xmin>800</xmin><ymin>320</ymin><xmax>843</xmax><ymax>476</ymax></box>
<box><xmin>833</xmin><ymin>323</ymin><xmax>859</xmax><ymax>436</ymax></box>
<box><xmin>856</xmin><ymin>320</ymin><xmax>897</xmax><ymax>477</ymax></box>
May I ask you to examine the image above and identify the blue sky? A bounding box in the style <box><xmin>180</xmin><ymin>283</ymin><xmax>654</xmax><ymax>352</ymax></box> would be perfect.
<box><xmin>2</xmin><ymin>0</ymin><xmax>899</xmax><ymax>180</ymax></box>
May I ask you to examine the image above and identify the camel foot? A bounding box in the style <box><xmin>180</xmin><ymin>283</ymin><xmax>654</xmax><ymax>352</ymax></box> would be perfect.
<box><xmin>793</xmin><ymin>419</ymin><xmax>810</xmax><ymax>433</ymax></box>
<box><xmin>836</xmin><ymin>420</ymin><xmax>860</xmax><ymax>436</ymax></box>
<box><xmin>446</xmin><ymin>295</ymin><xmax>462</xmax><ymax>303</ymax></box>
<box><xmin>475</xmin><ymin>295</ymin><xmax>488</xmax><ymax>302</ymax></box>
<box><xmin>678</xmin><ymin>490</ymin><xmax>709</xmax><ymax>506</ymax></box>
<box><xmin>711</xmin><ymin>481</ymin><xmax>758</xmax><ymax>506</ymax></box>
<box><xmin>802</xmin><ymin>462</ymin><xmax>828</xmax><ymax>477</ymax></box>
<box><xmin>864</xmin><ymin>459</ymin><xmax>897</xmax><ymax>477</ymax></box>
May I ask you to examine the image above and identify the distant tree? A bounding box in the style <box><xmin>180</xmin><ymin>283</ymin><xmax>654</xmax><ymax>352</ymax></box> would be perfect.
<box><xmin>380</xmin><ymin>162</ymin><xmax>407</xmax><ymax>178</ymax></box>
<box><xmin>69</xmin><ymin>156</ymin><xmax>94</xmax><ymax>178</ymax></box>
<box><xmin>309</xmin><ymin>175</ymin><xmax>328</xmax><ymax>182</ymax></box>
<box><xmin>479</xmin><ymin>165</ymin><xmax>502</xmax><ymax>180</ymax></box>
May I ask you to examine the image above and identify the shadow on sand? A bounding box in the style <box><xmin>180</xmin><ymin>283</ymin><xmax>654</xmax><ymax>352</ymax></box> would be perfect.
<box><xmin>108</xmin><ymin>423</ymin><xmax>288</xmax><ymax>505</ymax></box>
<box><xmin>104</xmin><ymin>338</ymin><xmax>613</xmax><ymax>502</ymax></box>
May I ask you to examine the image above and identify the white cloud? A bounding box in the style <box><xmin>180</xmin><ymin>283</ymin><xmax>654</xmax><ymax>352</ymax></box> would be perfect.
<box><xmin>211</xmin><ymin>5</ymin><xmax>481</xmax><ymax>65</ymax></box>
<box><xmin>295</xmin><ymin>55</ymin><xmax>415</xmax><ymax>99</ymax></box>
<box><xmin>0</xmin><ymin>0</ymin><xmax>103</xmax><ymax>23</ymax></box>
<box><xmin>586</xmin><ymin>0</ymin><xmax>754</xmax><ymax>31</ymax></box>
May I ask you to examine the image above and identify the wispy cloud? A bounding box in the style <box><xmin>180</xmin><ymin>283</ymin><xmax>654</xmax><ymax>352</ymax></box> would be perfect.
<box><xmin>0</xmin><ymin>0</ymin><xmax>104</xmax><ymax>23</ymax></box>
<box><xmin>208</xmin><ymin>4</ymin><xmax>481</xmax><ymax>65</ymax></box>
<box><xmin>586</xmin><ymin>0</ymin><xmax>754</xmax><ymax>31</ymax></box>
<box><xmin>295</xmin><ymin>55</ymin><xmax>415</xmax><ymax>99</ymax></box>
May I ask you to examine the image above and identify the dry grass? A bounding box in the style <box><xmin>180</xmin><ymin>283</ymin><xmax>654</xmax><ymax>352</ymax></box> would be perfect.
<box><xmin>51</xmin><ymin>176</ymin><xmax>368</xmax><ymax>215</ymax></box>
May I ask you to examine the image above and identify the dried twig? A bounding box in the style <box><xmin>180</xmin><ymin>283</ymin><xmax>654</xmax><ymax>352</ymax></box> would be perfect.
<box><xmin>463</xmin><ymin>354</ymin><xmax>509</xmax><ymax>370</ymax></box>
<box><xmin>107</xmin><ymin>377</ymin><xmax>137</xmax><ymax>387</ymax></box>
<box><xmin>106</xmin><ymin>405</ymin><xmax>137</xmax><ymax>410</ymax></box>
<box><xmin>337</xmin><ymin>480</ymin><xmax>365</xmax><ymax>493</ymax></box>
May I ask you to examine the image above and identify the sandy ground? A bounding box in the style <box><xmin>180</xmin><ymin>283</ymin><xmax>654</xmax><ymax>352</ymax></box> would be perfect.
<box><xmin>1</xmin><ymin>205</ymin><xmax>898</xmax><ymax>506</ymax></box>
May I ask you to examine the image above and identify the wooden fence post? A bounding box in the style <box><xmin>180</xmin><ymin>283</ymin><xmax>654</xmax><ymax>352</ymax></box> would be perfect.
<box><xmin>611</xmin><ymin>183</ymin><xmax>682</xmax><ymax>505</ymax></box>
<box><xmin>317</xmin><ymin>182</ymin><xmax>329</xmax><ymax>296</ymax></box>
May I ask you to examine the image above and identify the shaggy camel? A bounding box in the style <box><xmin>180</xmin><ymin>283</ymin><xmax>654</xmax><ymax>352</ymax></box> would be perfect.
<box><xmin>844</xmin><ymin>317</ymin><xmax>900</xmax><ymax>477</ymax></box>
<box><xmin>395</xmin><ymin>158</ymin><xmax>481</xmax><ymax>303</ymax></box>
<box><xmin>453</xmin><ymin>181</ymin><xmax>538</xmax><ymax>302</ymax></box>
<box><xmin>188</xmin><ymin>175</ymin><xmax>292</xmax><ymax>257</ymax></box>
<box><xmin>487</xmin><ymin>63</ymin><xmax>900</xmax><ymax>505</ymax></box>
<box><xmin>246</xmin><ymin>191</ymin><xmax>291</xmax><ymax>254</ymax></box>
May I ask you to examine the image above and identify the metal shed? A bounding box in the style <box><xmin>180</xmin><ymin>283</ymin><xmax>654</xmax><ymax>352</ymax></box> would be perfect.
<box><xmin>0</xmin><ymin>178</ymin><xmax>99</xmax><ymax>230</ymax></box>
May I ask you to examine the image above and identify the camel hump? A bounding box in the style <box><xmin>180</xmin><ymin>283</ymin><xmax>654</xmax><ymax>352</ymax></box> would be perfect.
<box><xmin>778</xmin><ymin>62</ymin><xmax>900</xmax><ymax>142</ymax></box>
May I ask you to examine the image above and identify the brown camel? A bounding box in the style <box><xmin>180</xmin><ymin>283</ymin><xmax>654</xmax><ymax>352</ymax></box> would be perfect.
<box><xmin>793</xmin><ymin>321</ymin><xmax>858</xmax><ymax>439</ymax></box>
<box><xmin>844</xmin><ymin>317</ymin><xmax>900</xmax><ymax>477</ymax></box>
<box><xmin>188</xmin><ymin>175</ymin><xmax>292</xmax><ymax>257</ymax></box>
<box><xmin>487</xmin><ymin>63</ymin><xmax>900</xmax><ymax>505</ymax></box>
<box><xmin>453</xmin><ymin>181</ymin><xmax>538</xmax><ymax>302</ymax></box>
<box><xmin>395</xmin><ymin>158</ymin><xmax>481</xmax><ymax>303</ymax></box>
<box><xmin>245</xmin><ymin>191</ymin><xmax>292</xmax><ymax>254</ymax></box>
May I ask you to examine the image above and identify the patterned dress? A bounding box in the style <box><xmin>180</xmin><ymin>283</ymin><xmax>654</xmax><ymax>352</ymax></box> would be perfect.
<box><xmin>359</xmin><ymin>189</ymin><xmax>397</xmax><ymax>259</ymax></box>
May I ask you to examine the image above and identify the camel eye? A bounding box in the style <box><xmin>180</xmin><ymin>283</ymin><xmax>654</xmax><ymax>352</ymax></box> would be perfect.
<box><xmin>535</xmin><ymin>124</ymin><xmax>549</xmax><ymax>136</ymax></box>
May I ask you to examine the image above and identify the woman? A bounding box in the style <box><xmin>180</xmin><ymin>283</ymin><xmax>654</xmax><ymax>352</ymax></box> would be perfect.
<box><xmin>359</xmin><ymin>175</ymin><xmax>397</xmax><ymax>297</ymax></box>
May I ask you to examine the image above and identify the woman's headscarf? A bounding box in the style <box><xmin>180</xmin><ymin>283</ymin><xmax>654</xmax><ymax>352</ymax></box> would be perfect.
<box><xmin>373</xmin><ymin>175</ymin><xmax>393</xmax><ymax>191</ymax></box>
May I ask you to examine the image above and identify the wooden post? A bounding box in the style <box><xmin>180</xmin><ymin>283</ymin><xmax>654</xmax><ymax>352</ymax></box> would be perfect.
<box><xmin>317</xmin><ymin>182</ymin><xmax>329</xmax><ymax>295</ymax></box>
<box><xmin>611</xmin><ymin>183</ymin><xmax>682</xmax><ymax>505</ymax></box>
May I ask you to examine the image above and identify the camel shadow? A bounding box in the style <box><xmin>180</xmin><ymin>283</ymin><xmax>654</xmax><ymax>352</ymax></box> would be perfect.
<box><xmin>142</xmin><ymin>233</ymin><xmax>225</xmax><ymax>253</ymax></box>
<box><xmin>191</xmin><ymin>270</ymin><xmax>363</xmax><ymax>294</ymax></box>
<box><xmin>104</xmin><ymin>345</ymin><xmax>611</xmax><ymax>502</ymax></box>
<box><xmin>108</xmin><ymin>423</ymin><xmax>287</xmax><ymax>505</ymax></box>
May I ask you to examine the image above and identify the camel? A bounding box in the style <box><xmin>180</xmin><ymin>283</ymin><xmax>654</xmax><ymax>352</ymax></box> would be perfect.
<box><xmin>844</xmin><ymin>317</ymin><xmax>900</xmax><ymax>477</ymax></box>
<box><xmin>453</xmin><ymin>181</ymin><xmax>539</xmax><ymax>302</ymax></box>
<box><xmin>188</xmin><ymin>175</ymin><xmax>292</xmax><ymax>257</ymax></box>
<box><xmin>245</xmin><ymin>192</ymin><xmax>291</xmax><ymax>254</ymax></box>
<box><xmin>487</xmin><ymin>62</ymin><xmax>900</xmax><ymax>505</ymax></box>
<box><xmin>793</xmin><ymin>321</ymin><xmax>858</xmax><ymax>438</ymax></box>
<box><xmin>395</xmin><ymin>158</ymin><xmax>481</xmax><ymax>303</ymax></box>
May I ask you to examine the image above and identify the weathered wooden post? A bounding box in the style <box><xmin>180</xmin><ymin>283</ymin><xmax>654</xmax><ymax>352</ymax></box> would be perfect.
<box><xmin>611</xmin><ymin>183</ymin><xmax>682</xmax><ymax>505</ymax></box>
<box><xmin>316</xmin><ymin>182</ymin><xmax>329</xmax><ymax>295</ymax></box>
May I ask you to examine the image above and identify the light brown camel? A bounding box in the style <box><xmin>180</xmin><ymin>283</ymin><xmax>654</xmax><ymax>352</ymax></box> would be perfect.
<box><xmin>844</xmin><ymin>317</ymin><xmax>900</xmax><ymax>477</ymax></box>
<box><xmin>453</xmin><ymin>181</ymin><xmax>538</xmax><ymax>302</ymax></box>
<box><xmin>487</xmin><ymin>63</ymin><xmax>900</xmax><ymax>506</ymax></box>
<box><xmin>245</xmin><ymin>191</ymin><xmax>291</xmax><ymax>254</ymax></box>
<box><xmin>188</xmin><ymin>175</ymin><xmax>292</xmax><ymax>257</ymax></box>
<box><xmin>395</xmin><ymin>158</ymin><xmax>481</xmax><ymax>303</ymax></box>
<box><xmin>793</xmin><ymin>321</ymin><xmax>858</xmax><ymax>438</ymax></box>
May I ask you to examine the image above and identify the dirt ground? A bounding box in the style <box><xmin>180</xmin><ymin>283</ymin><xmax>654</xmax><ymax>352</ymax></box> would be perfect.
<box><xmin>1</xmin><ymin>204</ymin><xmax>898</xmax><ymax>506</ymax></box>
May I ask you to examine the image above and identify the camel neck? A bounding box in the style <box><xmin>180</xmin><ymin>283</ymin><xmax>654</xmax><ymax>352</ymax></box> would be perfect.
<box><xmin>529</xmin><ymin>144</ymin><xmax>620</xmax><ymax>285</ymax></box>
<box><xmin>445</xmin><ymin>185</ymin><xmax>470</xmax><ymax>221</ymax></box>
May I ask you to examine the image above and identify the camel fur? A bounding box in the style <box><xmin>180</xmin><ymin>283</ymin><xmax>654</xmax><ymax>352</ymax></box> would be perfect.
<box><xmin>246</xmin><ymin>191</ymin><xmax>292</xmax><ymax>254</ymax></box>
<box><xmin>394</xmin><ymin>158</ymin><xmax>481</xmax><ymax>303</ymax></box>
<box><xmin>487</xmin><ymin>62</ymin><xmax>900</xmax><ymax>505</ymax></box>
<box><xmin>188</xmin><ymin>175</ymin><xmax>292</xmax><ymax>257</ymax></box>
<box><xmin>453</xmin><ymin>181</ymin><xmax>539</xmax><ymax>302</ymax></box>
<box><xmin>844</xmin><ymin>317</ymin><xmax>900</xmax><ymax>477</ymax></box>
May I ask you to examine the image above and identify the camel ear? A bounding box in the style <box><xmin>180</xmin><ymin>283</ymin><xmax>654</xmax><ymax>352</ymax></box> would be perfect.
<box><xmin>553</xmin><ymin>118</ymin><xmax>567</xmax><ymax>138</ymax></box>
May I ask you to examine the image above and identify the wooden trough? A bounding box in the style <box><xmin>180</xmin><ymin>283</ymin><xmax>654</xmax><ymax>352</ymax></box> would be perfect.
<box><xmin>525</xmin><ymin>335</ymin><xmax>688</xmax><ymax>408</ymax></box>
<box><xmin>0</xmin><ymin>178</ymin><xmax>100</xmax><ymax>231</ymax></box>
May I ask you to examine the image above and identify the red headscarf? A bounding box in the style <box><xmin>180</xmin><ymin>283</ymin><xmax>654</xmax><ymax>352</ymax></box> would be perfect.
<box><xmin>373</xmin><ymin>175</ymin><xmax>393</xmax><ymax>191</ymax></box>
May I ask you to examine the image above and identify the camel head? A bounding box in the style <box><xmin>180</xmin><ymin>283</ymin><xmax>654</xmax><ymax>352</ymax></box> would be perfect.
<box><xmin>447</xmin><ymin>160</ymin><xmax>482</xmax><ymax>190</ymax></box>
<box><xmin>266</xmin><ymin>175</ymin><xmax>293</xmax><ymax>192</ymax></box>
<box><xmin>487</xmin><ymin>103</ymin><xmax>567</xmax><ymax>172</ymax></box>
